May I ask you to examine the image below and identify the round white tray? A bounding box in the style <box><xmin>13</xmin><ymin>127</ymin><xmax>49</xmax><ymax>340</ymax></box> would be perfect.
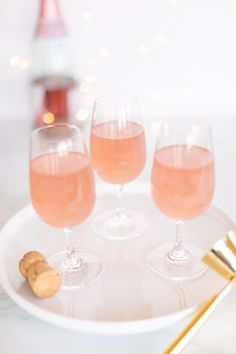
<box><xmin>0</xmin><ymin>183</ymin><xmax>234</xmax><ymax>335</ymax></box>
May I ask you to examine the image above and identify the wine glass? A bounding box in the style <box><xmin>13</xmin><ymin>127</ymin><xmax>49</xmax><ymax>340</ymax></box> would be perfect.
<box><xmin>147</xmin><ymin>121</ymin><xmax>215</xmax><ymax>280</ymax></box>
<box><xmin>30</xmin><ymin>123</ymin><xmax>102</xmax><ymax>289</ymax></box>
<box><xmin>90</xmin><ymin>95</ymin><xmax>147</xmax><ymax>240</ymax></box>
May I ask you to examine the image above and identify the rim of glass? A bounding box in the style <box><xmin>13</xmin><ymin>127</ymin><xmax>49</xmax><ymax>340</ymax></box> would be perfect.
<box><xmin>95</xmin><ymin>94</ymin><xmax>139</xmax><ymax>107</ymax></box>
<box><xmin>31</xmin><ymin>123</ymin><xmax>81</xmax><ymax>142</ymax></box>
<box><xmin>158</xmin><ymin>118</ymin><xmax>212</xmax><ymax>133</ymax></box>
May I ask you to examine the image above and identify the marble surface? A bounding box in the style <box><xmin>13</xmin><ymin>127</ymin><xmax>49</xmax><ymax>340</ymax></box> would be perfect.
<box><xmin>1</xmin><ymin>119</ymin><xmax>236</xmax><ymax>354</ymax></box>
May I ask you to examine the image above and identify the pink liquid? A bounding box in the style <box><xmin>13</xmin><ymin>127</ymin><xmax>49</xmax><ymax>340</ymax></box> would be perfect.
<box><xmin>30</xmin><ymin>152</ymin><xmax>95</xmax><ymax>228</ymax></box>
<box><xmin>90</xmin><ymin>121</ymin><xmax>146</xmax><ymax>184</ymax></box>
<box><xmin>151</xmin><ymin>145</ymin><xmax>215</xmax><ymax>219</ymax></box>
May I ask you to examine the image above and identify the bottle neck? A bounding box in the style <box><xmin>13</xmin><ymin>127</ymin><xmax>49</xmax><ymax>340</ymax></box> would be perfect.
<box><xmin>35</xmin><ymin>0</ymin><xmax>66</xmax><ymax>37</ymax></box>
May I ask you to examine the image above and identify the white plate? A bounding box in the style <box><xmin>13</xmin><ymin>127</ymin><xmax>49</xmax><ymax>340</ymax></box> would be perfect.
<box><xmin>0</xmin><ymin>183</ymin><xmax>235</xmax><ymax>335</ymax></box>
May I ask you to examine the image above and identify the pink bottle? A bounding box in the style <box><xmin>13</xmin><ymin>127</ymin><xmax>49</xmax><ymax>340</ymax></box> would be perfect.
<box><xmin>30</xmin><ymin>0</ymin><xmax>78</xmax><ymax>127</ymax></box>
<box><xmin>35</xmin><ymin>0</ymin><xmax>66</xmax><ymax>37</ymax></box>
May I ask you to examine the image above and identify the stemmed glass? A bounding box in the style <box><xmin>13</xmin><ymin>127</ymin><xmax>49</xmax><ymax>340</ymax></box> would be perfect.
<box><xmin>147</xmin><ymin>121</ymin><xmax>215</xmax><ymax>280</ymax></box>
<box><xmin>30</xmin><ymin>123</ymin><xmax>102</xmax><ymax>289</ymax></box>
<box><xmin>90</xmin><ymin>95</ymin><xmax>147</xmax><ymax>240</ymax></box>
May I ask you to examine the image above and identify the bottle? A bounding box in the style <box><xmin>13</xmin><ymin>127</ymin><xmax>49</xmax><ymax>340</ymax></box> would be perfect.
<box><xmin>30</xmin><ymin>0</ymin><xmax>78</xmax><ymax>127</ymax></box>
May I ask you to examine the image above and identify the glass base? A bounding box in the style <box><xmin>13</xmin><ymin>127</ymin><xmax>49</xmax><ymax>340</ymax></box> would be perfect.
<box><xmin>48</xmin><ymin>249</ymin><xmax>103</xmax><ymax>289</ymax></box>
<box><xmin>92</xmin><ymin>209</ymin><xmax>147</xmax><ymax>241</ymax></box>
<box><xmin>147</xmin><ymin>242</ymin><xmax>207</xmax><ymax>281</ymax></box>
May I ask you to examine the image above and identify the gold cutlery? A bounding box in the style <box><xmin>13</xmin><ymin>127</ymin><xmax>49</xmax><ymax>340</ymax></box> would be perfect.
<box><xmin>163</xmin><ymin>230</ymin><xmax>236</xmax><ymax>354</ymax></box>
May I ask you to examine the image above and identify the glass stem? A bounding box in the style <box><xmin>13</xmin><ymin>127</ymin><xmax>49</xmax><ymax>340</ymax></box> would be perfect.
<box><xmin>168</xmin><ymin>220</ymin><xmax>189</xmax><ymax>263</ymax></box>
<box><xmin>63</xmin><ymin>228</ymin><xmax>82</xmax><ymax>269</ymax></box>
<box><xmin>115</xmin><ymin>184</ymin><xmax>127</xmax><ymax>220</ymax></box>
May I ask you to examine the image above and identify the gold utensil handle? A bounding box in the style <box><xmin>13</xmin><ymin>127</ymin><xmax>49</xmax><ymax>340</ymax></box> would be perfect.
<box><xmin>163</xmin><ymin>279</ymin><xmax>234</xmax><ymax>354</ymax></box>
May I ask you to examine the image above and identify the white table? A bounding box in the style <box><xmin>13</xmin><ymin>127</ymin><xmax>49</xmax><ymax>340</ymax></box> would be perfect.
<box><xmin>0</xmin><ymin>119</ymin><xmax>236</xmax><ymax>354</ymax></box>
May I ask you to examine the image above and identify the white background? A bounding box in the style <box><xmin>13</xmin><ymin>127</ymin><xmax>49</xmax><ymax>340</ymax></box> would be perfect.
<box><xmin>0</xmin><ymin>0</ymin><xmax>236</xmax><ymax>121</ymax></box>
<box><xmin>1</xmin><ymin>2</ymin><xmax>236</xmax><ymax>352</ymax></box>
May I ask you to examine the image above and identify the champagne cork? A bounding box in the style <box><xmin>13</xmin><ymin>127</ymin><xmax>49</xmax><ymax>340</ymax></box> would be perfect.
<box><xmin>19</xmin><ymin>251</ymin><xmax>61</xmax><ymax>298</ymax></box>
